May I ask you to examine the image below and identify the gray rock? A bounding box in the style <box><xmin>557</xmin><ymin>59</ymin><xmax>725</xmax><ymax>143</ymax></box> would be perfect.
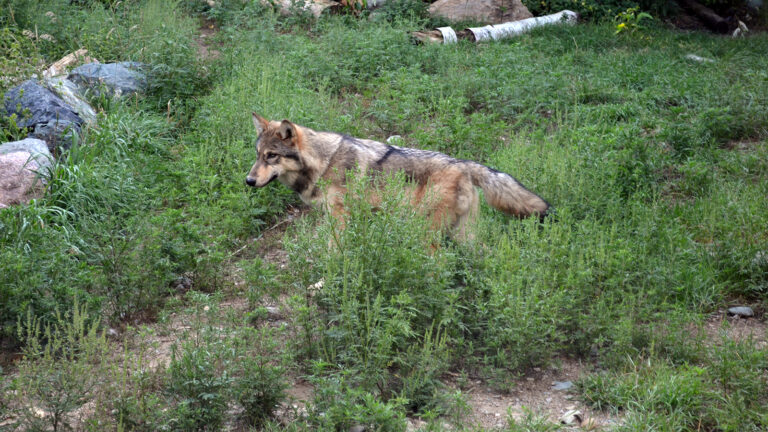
<box><xmin>265</xmin><ymin>306</ymin><xmax>283</xmax><ymax>321</ymax></box>
<box><xmin>171</xmin><ymin>276</ymin><xmax>193</xmax><ymax>291</ymax></box>
<box><xmin>30</xmin><ymin>119</ymin><xmax>80</xmax><ymax>153</ymax></box>
<box><xmin>685</xmin><ymin>54</ymin><xmax>715</xmax><ymax>63</ymax></box>
<box><xmin>349</xmin><ymin>426</ymin><xmax>366</xmax><ymax>432</ymax></box>
<box><xmin>552</xmin><ymin>380</ymin><xmax>574</xmax><ymax>391</ymax></box>
<box><xmin>728</xmin><ymin>306</ymin><xmax>754</xmax><ymax>318</ymax></box>
<box><xmin>68</xmin><ymin>62</ymin><xmax>148</xmax><ymax>97</ymax></box>
<box><xmin>44</xmin><ymin>77</ymin><xmax>97</xmax><ymax>125</ymax></box>
<box><xmin>0</xmin><ymin>138</ymin><xmax>53</xmax><ymax>176</ymax></box>
<box><xmin>3</xmin><ymin>80</ymin><xmax>83</xmax><ymax>130</ymax></box>
<box><xmin>559</xmin><ymin>409</ymin><xmax>582</xmax><ymax>426</ymax></box>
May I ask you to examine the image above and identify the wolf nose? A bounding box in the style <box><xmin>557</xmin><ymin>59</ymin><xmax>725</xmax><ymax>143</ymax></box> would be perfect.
<box><xmin>245</xmin><ymin>177</ymin><xmax>256</xmax><ymax>187</ymax></box>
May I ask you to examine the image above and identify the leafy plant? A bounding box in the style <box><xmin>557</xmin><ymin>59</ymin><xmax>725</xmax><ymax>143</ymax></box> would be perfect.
<box><xmin>614</xmin><ymin>7</ymin><xmax>653</xmax><ymax>35</ymax></box>
<box><xmin>13</xmin><ymin>300</ymin><xmax>107</xmax><ymax>432</ymax></box>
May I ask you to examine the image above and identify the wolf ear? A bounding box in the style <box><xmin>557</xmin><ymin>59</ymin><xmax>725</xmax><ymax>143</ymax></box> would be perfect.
<box><xmin>278</xmin><ymin>120</ymin><xmax>297</xmax><ymax>143</ymax></box>
<box><xmin>252</xmin><ymin>112</ymin><xmax>269</xmax><ymax>136</ymax></box>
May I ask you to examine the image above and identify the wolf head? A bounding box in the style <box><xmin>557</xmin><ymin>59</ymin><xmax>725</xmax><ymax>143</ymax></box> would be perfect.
<box><xmin>245</xmin><ymin>113</ymin><xmax>304</xmax><ymax>188</ymax></box>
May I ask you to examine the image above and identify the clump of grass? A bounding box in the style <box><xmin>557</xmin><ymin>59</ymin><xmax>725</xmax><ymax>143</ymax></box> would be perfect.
<box><xmin>580</xmin><ymin>334</ymin><xmax>768</xmax><ymax>431</ymax></box>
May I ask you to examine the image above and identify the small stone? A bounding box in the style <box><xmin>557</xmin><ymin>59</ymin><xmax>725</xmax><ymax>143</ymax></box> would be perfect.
<box><xmin>545</xmin><ymin>397</ymin><xmax>552</xmax><ymax>403</ymax></box>
<box><xmin>386</xmin><ymin>135</ymin><xmax>403</xmax><ymax>144</ymax></box>
<box><xmin>350</xmin><ymin>426</ymin><xmax>366</xmax><ymax>432</ymax></box>
<box><xmin>170</xmin><ymin>276</ymin><xmax>192</xmax><ymax>291</ymax></box>
<box><xmin>526</xmin><ymin>377</ymin><xmax>534</xmax><ymax>382</ymax></box>
<box><xmin>728</xmin><ymin>306</ymin><xmax>754</xmax><ymax>318</ymax></box>
<box><xmin>265</xmin><ymin>306</ymin><xmax>282</xmax><ymax>320</ymax></box>
<box><xmin>560</xmin><ymin>410</ymin><xmax>582</xmax><ymax>426</ymax></box>
<box><xmin>685</xmin><ymin>54</ymin><xmax>715</xmax><ymax>63</ymax></box>
<box><xmin>552</xmin><ymin>380</ymin><xmax>573</xmax><ymax>391</ymax></box>
<box><xmin>107</xmin><ymin>328</ymin><xmax>119</xmax><ymax>337</ymax></box>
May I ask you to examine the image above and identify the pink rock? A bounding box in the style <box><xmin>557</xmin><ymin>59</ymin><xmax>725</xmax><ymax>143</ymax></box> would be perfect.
<box><xmin>0</xmin><ymin>151</ymin><xmax>46</xmax><ymax>207</ymax></box>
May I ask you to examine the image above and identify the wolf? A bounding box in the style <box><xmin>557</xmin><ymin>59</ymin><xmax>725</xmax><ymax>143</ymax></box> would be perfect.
<box><xmin>245</xmin><ymin>113</ymin><xmax>551</xmax><ymax>240</ymax></box>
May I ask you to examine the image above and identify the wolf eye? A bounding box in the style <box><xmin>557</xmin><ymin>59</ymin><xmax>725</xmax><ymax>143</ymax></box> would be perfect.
<box><xmin>265</xmin><ymin>153</ymin><xmax>279</xmax><ymax>162</ymax></box>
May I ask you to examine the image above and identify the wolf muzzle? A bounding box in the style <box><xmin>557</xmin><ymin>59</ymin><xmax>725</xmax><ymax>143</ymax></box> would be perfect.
<box><xmin>245</xmin><ymin>174</ymin><xmax>278</xmax><ymax>187</ymax></box>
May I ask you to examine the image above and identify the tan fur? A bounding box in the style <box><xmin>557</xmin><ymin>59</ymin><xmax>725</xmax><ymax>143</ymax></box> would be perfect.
<box><xmin>245</xmin><ymin>113</ymin><xmax>551</xmax><ymax>240</ymax></box>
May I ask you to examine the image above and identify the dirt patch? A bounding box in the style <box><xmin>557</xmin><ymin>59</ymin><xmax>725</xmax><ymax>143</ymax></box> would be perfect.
<box><xmin>703</xmin><ymin>308</ymin><xmax>767</xmax><ymax>349</ymax></box>
<box><xmin>722</xmin><ymin>138</ymin><xmax>766</xmax><ymax>151</ymax></box>
<box><xmin>196</xmin><ymin>18</ymin><xmax>221</xmax><ymax>61</ymax></box>
<box><xmin>456</xmin><ymin>357</ymin><xmax>618</xmax><ymax>429</ymax></box>
<box><xmin>255</xmin><ymin>205</ymin><xmax>310</xmax><ymax>267</ymax></box>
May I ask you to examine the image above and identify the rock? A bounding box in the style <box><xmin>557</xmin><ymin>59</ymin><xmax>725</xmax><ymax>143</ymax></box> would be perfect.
<box><xmin>727</xmin><ymin>306</ymin><xmax>754</xmax><ymax>318</ymax></box>
<box><xmin>30</xmin><ymin>119</ymin><xmax>81</xmax><ymax>153</ymax></box>
<box><xmin>3</xmin><ymin>80</ymin><xmax>83</xmax><ymax>137</ymax></box>
<box><xmin>265</xmin><ymin>306</ymin><xmax>282</xmax><ymax>320</ymax></box>
<box><xmin>428</xmin><ymin>0</ymin><xmax>532</xmax><ymax>25</ymax></box>
<box><xmin>170</xmin><ymin>276</ymin><xmax>193</xmax><ymax>291</ymax></box>
<box><xmin>349</xmin><ymin>426</ymin><xmax>366</xmax><ymax>432</ymax></box>
<box><xmin>552</xmin><ymin>380</ymin><xmax>574</xmax><ymax>391</ymax></box>
<box><xmin>752</xmin><ymin>251</ymin><xmax>767</xmax><ymax>267</ymax></box>
<box><xmin>386</xmin><ymin>135</ymin><xmax>403</xmax><ymax>144</ymax></box>
<box><xmin>559</xmin><ymin>409</ymin><xmax>582</xmax><ymax>426</ymax></box>
<box><xmin>0</xmin><ymin>138</ymin><xmax>53</xmax><ymax>172</ymax></box>
<box><xmin>0</xmin><ymin>151</ymin><xmax>47</xmax><ymax>207</ymax></box>
<box><xmin>68</xmin><ymin>62</ymin><xmax>148</xmax><ymax>98</ymax></box>
<box><xmin>44</xmin><ymin>77</ymin><xmax>98</xmax><ymax>125</ymax></box>
<box><xmin>685</xmin><ymin>54</ymin><xmax>715</xmax><ymax>63</ymax></box>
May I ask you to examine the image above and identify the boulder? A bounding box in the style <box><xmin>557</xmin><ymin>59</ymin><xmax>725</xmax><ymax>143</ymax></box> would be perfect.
<box><xmin>3</xmin><ymin>80</ymin><xmax>83</xmax><ymax>130</ymax></box>
<box><xmin>0</xmin><ymin>138</ymin><xmax>53</xmax><ymax>177</ymax></box>
<box><xmin>2</xmin><ymin>80</ymin><xmax>84</xmax><ymax>153</ymax></box>
<box><xmin>429</xmin><ymin>0</ymin><xmax>532</xmax><ymax>24</ymax></box>
<box><xmin>44</xmin><ymin>77</ymin><xmax>98</xmax><ymax>125</ymax></box>
<box><xmin>30</xmin><ymin>119</ymin><xmax>81</xmax><ymax>153</ymax></box>
<box><xmin>0</xmin><ymin>151</ymin><xmax>48</xmax><ymax>208</ymax></box>
<box><xmin>68</xmin><ymin>62</ymin><xmax>148</xmax><ymax>97</ymax></box>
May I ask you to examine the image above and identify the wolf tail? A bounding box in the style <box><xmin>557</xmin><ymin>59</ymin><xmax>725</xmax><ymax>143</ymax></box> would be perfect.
<box><xmin>463</xmin><ymin>161</ymin><xmax>552</xmax><ymax>219</ymax></box>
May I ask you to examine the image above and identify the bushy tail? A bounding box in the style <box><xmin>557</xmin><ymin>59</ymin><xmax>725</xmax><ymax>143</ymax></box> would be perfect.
<box><xmin>464</xmin><ymin>161</ymin><xmax>551</xmax><ymax>219</ymax></box>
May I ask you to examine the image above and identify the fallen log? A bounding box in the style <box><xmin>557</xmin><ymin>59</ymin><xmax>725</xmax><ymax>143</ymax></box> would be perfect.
<box><xmin>676</xmin><ymin>0</ymin><xmax>730</xmax><ymax>33</ymax></box>
<box><xmin>42</xmin><ymin>49</ymin><xmax>97</xmax><ymax>78</ymax></box>
<box><xmin>412</xmin><ymin>10</ymin><xmax>578</xmax><ymax>44</ymax></box>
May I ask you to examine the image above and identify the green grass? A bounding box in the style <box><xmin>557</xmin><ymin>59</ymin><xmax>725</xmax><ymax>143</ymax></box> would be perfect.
<box><xmin>1</xmin><ymin>1</ymin><xmax>767</xmax><ymax>430</ymax></box>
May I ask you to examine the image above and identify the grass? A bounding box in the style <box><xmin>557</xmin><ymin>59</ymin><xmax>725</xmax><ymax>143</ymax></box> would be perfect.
<box><xmin>1</xmin><ymin>0</ymin><xmax>767</xmax><ymax>430</ymax></box>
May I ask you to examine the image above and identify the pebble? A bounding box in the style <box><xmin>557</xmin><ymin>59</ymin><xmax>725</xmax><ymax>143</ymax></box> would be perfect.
<box><xmin>728</xmin><ymin>306</ymin><xmax>754</xmax><ymax>318</ymax></box>
<box><xmin>685</xmin><ymin>54</ymin><xmax>715</xmax><ymax>63</ymax></box>
<box><xmin>560</xmin><ymin>410</ymin><xmax>582</xmax><ymax>425</ymax></box>
<box><xmin>552</xmin><ymin>381</ymin><xmax>573</xmax><ymax>391</ymax></box>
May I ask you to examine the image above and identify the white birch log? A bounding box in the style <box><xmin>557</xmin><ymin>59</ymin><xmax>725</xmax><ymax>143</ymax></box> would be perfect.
<box><xmin>467</xmin><ymin>10</ymin><xmax>578</xmax><ymax>42</ymax></box>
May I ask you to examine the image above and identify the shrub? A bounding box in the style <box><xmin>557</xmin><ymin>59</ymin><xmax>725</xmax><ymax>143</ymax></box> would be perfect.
<box><xmin>307</xmin><ymin>372</ymin><xmax>408</xmax><ymax>432</ymax></box>
<box><xmin>12</xmin><ymin>300</ymin><xmax>107</xmax><ymax>432</ymax></box>
<box><xmin>166</xmin><ymin>341</ymin><xmax>232</xmax><ymax>431</ymax></box>
<box><xmin>232</xmin><ymin>327</ymin><xmax>289</xmax><ymax>427</ymax></box>
<box><xmin>287</xmin><ymin>173</ymin><xmax>461</xmax><ymax>412</ymax></box>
